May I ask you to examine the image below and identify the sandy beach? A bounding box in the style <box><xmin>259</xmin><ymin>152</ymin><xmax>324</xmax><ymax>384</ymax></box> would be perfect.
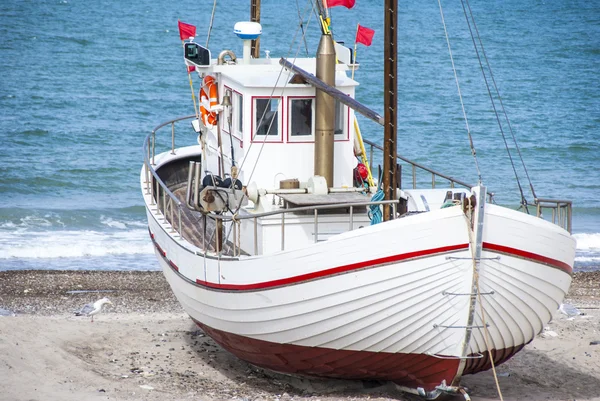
<box><xmin>1</xmin><ymin>270</ymin><xmax>599</xmax><ymax>401</ymax></box>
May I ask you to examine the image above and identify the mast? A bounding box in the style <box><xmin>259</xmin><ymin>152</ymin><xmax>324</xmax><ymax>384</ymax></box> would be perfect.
<box><xmin>314</xmin><ymin>34</ymin><xmax>336</xmax><ymax>186</ymax></box>
<box><xmin>250</xmin><ymin>0</ymin><xmax>261</xmax><ymax>58</ymax></box>
<box><xmin>383</xmin><ymin>0</ymin><xmax>398</xmax><ymax>220</ymax></box>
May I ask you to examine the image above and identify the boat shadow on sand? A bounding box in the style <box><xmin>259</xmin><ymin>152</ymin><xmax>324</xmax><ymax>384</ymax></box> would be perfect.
<box><xmin>184</xmin><ymin>323</ymin><xmax>600</xmax><ymax>400</ymax></box>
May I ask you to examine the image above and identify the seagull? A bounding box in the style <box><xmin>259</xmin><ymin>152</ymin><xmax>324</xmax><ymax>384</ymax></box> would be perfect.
<box><xmin>559</xmin><ymin>303</ymin><xmax>581</xmax><ymax>318</ymax></box>
<box><xmin>75</xmin><ymin>297</ymin><xmax>113</xmax><ymax>322</ymax></box>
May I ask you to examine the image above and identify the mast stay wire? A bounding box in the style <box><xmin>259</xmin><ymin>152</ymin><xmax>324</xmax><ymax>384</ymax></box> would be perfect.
<box><xmin>206</xmin><ymin>0</ymin><xmax>218</xmax><ymax>48</ymax></box>
<box><xmin>458</xmin><ymin>0</ymin><xmax>530</xmax><ymax>213</ymax></box>
<box><xmin>437</xmin><ymin>0</ymin><xmax>483</xmax><ymax>185</ymax></box>
<box><xmin>296</xmin><ymin>0</ymin><xmax>310</xmax><ymax>56</ymax></box>
<box><xmin>236</xmin><ymin>0</ymin><xmax>316</xmax><ymax>183</ymax></box>
<box><xmin>463</xmin><ymin>0</ymin><xmax>537</xmax><ymax>202</ymax></box>
<box><xmin>222</xmin><ymin>0</ymin><xmax>317</xmax><ymax>249</ymax></box>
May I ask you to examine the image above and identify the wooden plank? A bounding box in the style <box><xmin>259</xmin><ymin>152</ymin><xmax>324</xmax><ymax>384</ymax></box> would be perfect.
<box><xmin>278</xmin><ymin>192</ymin><xmax>371</xmax><ymax>207</ymax></box>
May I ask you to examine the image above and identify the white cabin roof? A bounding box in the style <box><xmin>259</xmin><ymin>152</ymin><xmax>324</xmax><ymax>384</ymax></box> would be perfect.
<box><xmin>211</xmin><ymin>57</ymin><xmax>358</xmax><ymax>89</ymax></box>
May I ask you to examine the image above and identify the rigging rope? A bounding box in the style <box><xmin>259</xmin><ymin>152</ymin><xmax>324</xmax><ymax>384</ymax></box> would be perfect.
<box><xmin>436</xmin><ymin>0</ymin><xmax>483</xmax><ymax>185</ymax></box>
<box><xmin>464</xmin><ymin>204</ymin><xmax>504</xmax><ymax>401</ymax></box>
<box><xmin>296</xmin><ymin>0</ymin><xmax>310</xmax><ymax>56</ymax></box>
<box><xmin>369</xmin><ymin>189</ymin><xmax>384</xmax><ymax>225</ymax></box>
<box><xmin>222</xmin><ymin>0</ymin><xmax>317</xmax><ymax>250</ymax></box>
<box><xmin>462</xmin><ymin>0</ymin><xmax>538</xmax><ymax>203</ymax></box>
<box><xmin>206</xmin><ymin>0</ymin><xmax>218</xmax><ymax>48</ymax></box>
<box><xmin>238</xmin><ymin>0</ymin><xmax>316</xmax><ymax>184</ymax></box>
<box><xmin>458</xmin><ymin>0</ymin><xmax>530</xmax><ymax>212</ymax></box>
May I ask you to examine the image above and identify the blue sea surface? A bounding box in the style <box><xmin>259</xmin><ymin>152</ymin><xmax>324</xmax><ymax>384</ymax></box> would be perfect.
<box><xmin>0</xmin><ymin>0</ymin><xmax>598</xmax><ymax>271</ymax></box>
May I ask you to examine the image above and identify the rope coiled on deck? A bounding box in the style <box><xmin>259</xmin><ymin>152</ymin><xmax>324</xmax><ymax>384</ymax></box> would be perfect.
<box><xmin>369</xmin><ymin>189</ymin><xmax>384</xmax><ymax>225</ymax></box>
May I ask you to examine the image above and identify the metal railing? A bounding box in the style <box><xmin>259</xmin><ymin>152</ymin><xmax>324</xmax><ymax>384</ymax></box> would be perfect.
<box><xmin>362</xmin><ymin>139</ymin><xmax>474</xmax><ymax>190</ymax></box>
<box><xmin>143</xmin><ymin>116</ymin><xmax>399</xmax><ymax>258</ymax></box>
<box><xmin>143</xmin><ymin>117</ymin><xmax>574</xmax><ymax>260</ymax></box>
<box><xmin>535</xmin><ymin>198</ymin><xmax>572</xmax><ymax>233</ymax></box>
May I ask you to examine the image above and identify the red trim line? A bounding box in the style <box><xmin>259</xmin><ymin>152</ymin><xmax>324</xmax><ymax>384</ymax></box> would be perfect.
<box><xmin>154</xmin><ymin>241</ymin><xmax>166</xmax><ymax>257</ymax></box>
<box><xmin>482</xmin><ymin>242</ymin><xmax>572</xmax><ymax>274</ymax></box>
<box><xmin>196</xmin><ymin>243</ymin><xmax>469</xmax><ymax>290</ymax></box>
<box><xmin>169</xmin><ymin>260</ymin><xmax>179</xmax><ymax>272</ymax></box>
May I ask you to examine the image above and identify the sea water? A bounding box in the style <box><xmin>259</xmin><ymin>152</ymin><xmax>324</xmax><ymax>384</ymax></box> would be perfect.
<box><xmin>0</xmin><ymin>0</ymin><xmax>598</xmax><ymax>272</ymax></box>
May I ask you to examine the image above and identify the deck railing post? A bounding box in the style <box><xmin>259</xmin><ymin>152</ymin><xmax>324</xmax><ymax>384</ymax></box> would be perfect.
<box><xmin>254</xmin><ymin>218</ymin><xmax>258</xmax><ymax>255</ymax></box>
<box><xmin>314</xmin><ymin>209</ymin><xmax>318</xmax><ymax>243</ymax></box>
<box><xmin>151</xmin><ymin>131</ymin><xmax>156</xmax><ymax>165</ymax></box>
<box><xmin>178</xmin><ymin>207</ymin><xmax>182</xmax><ymax>239</ymax></box>
<box><xmin>281</xmin><ymin>213</ymin><xmax>285</xmax><ymax>251</ymax></box>
<box><xmin>349</xmin><ymin>205</ymin><xmax>354</xmax><ymax>231</ymax></box>
<box><xmin>162</xmin><ymin>186</ymin><xmax>167</xmax><ymax>217</ymax></box>
<box><xmin>412</xmin><ymin>165</ymin><xmax>416</xmax><ymax>189</ymax></box>
<box><xmin>171</xmin><ymin>122</ymin><xmax>175</xmax><ymax>155</ymax></box>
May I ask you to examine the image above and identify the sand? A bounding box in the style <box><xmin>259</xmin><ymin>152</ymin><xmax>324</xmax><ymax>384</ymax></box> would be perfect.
<box><xmin>1</xmin><ymin>270</ymin><xmax>599</xmax><ymax>401</ymax></box>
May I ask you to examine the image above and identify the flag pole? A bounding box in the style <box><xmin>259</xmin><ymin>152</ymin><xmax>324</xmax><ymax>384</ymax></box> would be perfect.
<box><xmin>352</xmin><ymin>23</ymin><xmax>359</xmax><ymax>80</ymax></box>
<box><xmin>178</xmin><ymin>19</ymin><xmax>199</xmax><ymax>119</ymax></box>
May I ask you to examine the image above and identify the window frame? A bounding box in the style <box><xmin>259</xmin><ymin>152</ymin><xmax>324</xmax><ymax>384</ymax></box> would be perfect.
<box><xmin>221</xmin><ymin>86</ymin><xmax>244</xmax><ymax>143</ymax></box>
<box><xmin>334</xmin><ymin>97</ymin><xmax>350</xmax><ymax>142</ymax></box>
<box><xmin>251</xmin><ymin>96</ymin><xmax>283</xmax><ymax>143</ymax></box>
<box><xmin>286</xmin><ymin>96</ymin><xmax>315</xmax><ymax>143</ymax></box>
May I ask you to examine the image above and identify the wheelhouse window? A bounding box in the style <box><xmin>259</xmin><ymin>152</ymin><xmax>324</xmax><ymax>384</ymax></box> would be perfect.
<box><xmin>234</xmin><ymin>92</ymin><xmax>243</xmax><ymax>136</ymax></box>
<box><xmin>254</xmin><ymin>97</ymin><xmax>281</xmax><ymax>139</ymax></box>
<box><xmin>288</xmin><ymin>97</ymin><xmax>314</xmax><ymax>141</ymax></box>
<box><xmin>334</xmin><ymin>99</ymin><xmax>345</xmax><ymax>137</ymax></box>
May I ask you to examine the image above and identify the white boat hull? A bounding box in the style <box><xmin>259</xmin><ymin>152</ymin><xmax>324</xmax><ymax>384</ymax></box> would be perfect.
<box><xmin>145</xmin><ymin>193</ymin><xmax>574</xmax><ymax>394</ymax></box>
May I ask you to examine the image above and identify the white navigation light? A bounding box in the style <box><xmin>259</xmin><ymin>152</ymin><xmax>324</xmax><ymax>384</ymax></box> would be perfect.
<box><xmin>234</xmin><ymin>21</ymin><xmax>262</xmax><ymax>40</ymax></box>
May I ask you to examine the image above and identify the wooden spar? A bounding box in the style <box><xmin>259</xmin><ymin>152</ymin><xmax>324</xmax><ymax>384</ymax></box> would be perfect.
<box><xmin>383</xmin><ymin>0</ymin><xmax>398</xmax><ymax>221</ymax></box>
<box><xmin>250</xmin><ymin>0</ymin><xmax>261</xmax><ymax>58</ymax></box>
<box><xmin>279</xmin><ymin>58</ymin><xmax>385</xmax><ymax>126</ymax></box>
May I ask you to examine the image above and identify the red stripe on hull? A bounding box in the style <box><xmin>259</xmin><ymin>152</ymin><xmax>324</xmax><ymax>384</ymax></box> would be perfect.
<box><xmin>482</xmin><ymin>242</ymin><xmax>572</xmax><ymax>274</ymax></box>
<box><xmin>195</xmin><ymin>243</ymin><xmax>470</xmax><ymax>291</ymax></box>
<box><xmin>193</xmin><ymin>319</ymin><xmax>460</xmax><ymax>392</ymax></box>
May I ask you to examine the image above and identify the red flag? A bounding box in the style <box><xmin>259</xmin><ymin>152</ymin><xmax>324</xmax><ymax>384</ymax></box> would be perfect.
<box><xmin>326</xmin><ymin>0</ymin><xmax>355</xmax><ymax>9</ymax></box>
<box><xmin>178</xmin><ymin>21</ymin><xmax>196</xmax><ymax>40</ymax></box>
<box><xmin>187</xmin><ymin>65</ymin><xmax>196</xmax><ymax>73</ymax></box>
<box><xmin>356</xmin><ymin>24</ymin><xmax>375</xmax><ymax>46</ymax></box>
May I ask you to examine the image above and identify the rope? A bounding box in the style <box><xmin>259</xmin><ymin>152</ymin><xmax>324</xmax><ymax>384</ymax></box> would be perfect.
<box><xmin>458</xmin><ymin>0</ymin><xmax>529</xmax><ymax>212</ymax></box>
<box><xmin>462</xmin><ymin>0</ymin><xmax>537</xmax><ymax>205</ymax></box>
<box><xmin>464</xmin><ymin>201</ymin><xmax>504</xmax><ymax>401</ymax></box>
<box><xmin>220</xmin><ymin>0</ymin><xmax>317</xmax><ymax>251</ymax></box>
<box><xmin>295</xmin><ymin>0</ymin><xmax>310</xmax><ymax>56</ymax></box>
<box><xmin>369</xmin><ymin>189</ymin><xmax>384</xmax><ymax>225</ymax></box>
<box><xmin>206</xmin><ymin>0</ymin><xmax>217</xmax><ymax>48</ymax></box>
<box><xmin>437</xmin><ymin>0</ymin><xmax>482</xmax><ymax>184</ymax></box>
<box><xmin>236</xmin><ymin>0</ymin><xmax>316</xmax><ymax>182</ymax></box>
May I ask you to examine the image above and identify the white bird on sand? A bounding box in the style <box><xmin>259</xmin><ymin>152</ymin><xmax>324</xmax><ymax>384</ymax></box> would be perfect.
<box><xmin>75</xmin><ymin>297</ymin><xmax>113</xmax><ymax>322</ymax></box>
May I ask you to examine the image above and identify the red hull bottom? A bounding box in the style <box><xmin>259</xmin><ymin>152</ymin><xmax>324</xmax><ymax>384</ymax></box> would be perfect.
<box><xmin>193</xmin><ymin>319</ymin><xmax>525</xmax><ymax>393</ymax></box>
<box><xmin>194</xmin><ymin>319</ymin><xmax>459</xmax><ymax>392</ymax></box>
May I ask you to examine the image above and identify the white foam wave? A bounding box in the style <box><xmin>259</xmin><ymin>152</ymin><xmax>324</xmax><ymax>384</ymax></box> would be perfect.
<box><xmin>575</xmin><ymin>256</ymin><xmax>600</xmax><ymax>263</ymax></box>
<box><xmin>574</xmin><ymin>233</ymin><xmax>600</xmax><ymax>250</ymax></box>
<box><xmin>100</xmin><ymin>215</ymin><xmax>148</xmax><ymax>229</ymax></box>
<box><xmin>0</xmin><ymin>229</ymin><xmax>154</xmax><ymax>259</ymax></box>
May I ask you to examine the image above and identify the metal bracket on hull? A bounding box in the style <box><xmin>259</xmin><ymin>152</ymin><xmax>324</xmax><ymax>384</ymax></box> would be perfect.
<box><xmin>433</xmin><ymin>323</ymin><xmax>489</xmax><ymax>329</ymax></box>
<box><xmin>426</xmin><ymin>352</ymin><xmax>483</xmax><ymax>360</ymax></box>
<box><xmin>442</xmin><ymin>290</ymin><xmax>495</xmax><ymax>296</ymax></box>
<box><xmin>446</xmin><ymin>256</ymin><xmax>500</xmax><ymax>261</ymax></box>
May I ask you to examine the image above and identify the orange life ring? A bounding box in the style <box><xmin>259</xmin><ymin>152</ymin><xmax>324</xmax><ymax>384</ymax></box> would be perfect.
<box><xmin>200</xmin><ymin>75</ymin><xmax>218</xmax><ymax>128</ymax></box>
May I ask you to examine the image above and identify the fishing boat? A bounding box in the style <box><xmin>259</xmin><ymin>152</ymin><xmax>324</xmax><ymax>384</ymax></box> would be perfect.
<box><xmin>141</xmin><ymin>1</ymin><xmax>575</xmax><ymax>398</ymax></box>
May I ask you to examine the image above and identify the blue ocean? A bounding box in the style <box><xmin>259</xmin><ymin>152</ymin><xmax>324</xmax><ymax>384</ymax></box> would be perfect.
<box><xmin>0</xmin><ymin>0</ymin><xmax>598</xmax><ymax>272</ymax></box>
